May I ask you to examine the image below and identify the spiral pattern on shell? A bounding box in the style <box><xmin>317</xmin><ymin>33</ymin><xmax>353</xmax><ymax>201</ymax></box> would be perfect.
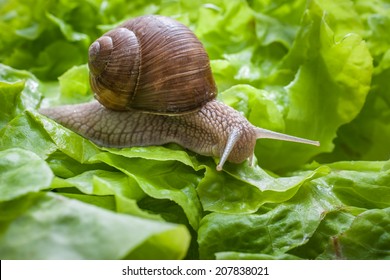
<box><xmin>88</xmin><ymin>15</ymin><xmax>217</xmax><ymax>113</ymax></box>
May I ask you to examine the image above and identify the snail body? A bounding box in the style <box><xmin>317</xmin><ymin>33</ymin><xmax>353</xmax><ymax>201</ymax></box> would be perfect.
<box><xmin>40</xmin><ymin>15</ymin><xmax>319</xmax><ymax>170</ymax></box>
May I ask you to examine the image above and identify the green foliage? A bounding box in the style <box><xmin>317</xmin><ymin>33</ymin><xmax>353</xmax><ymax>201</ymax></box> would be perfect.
<box><xmin>0</xmin><ymin>0</ymin><xmax>389</xmax><ymax>259</ymax></box>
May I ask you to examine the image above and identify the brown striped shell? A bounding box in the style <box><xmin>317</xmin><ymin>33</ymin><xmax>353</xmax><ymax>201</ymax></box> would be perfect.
<box><xmin>88</xmin><ymin>15</ymin><xmax>217</xmax><ymax>113</ymax></box>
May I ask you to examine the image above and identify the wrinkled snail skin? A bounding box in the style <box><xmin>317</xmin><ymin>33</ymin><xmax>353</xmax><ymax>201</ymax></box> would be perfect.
<box><xmin>39</xmin><ymin>99</ymin><xmax>258</xmax><ymax>169</ymax></box>
<box><xmin>39</xmin><ymin>99</ymin><xmax>319</xmax><ymax>170</ymax></box>
<box><xmin>39</xmin><ymin>15</ymin><xmax>320</xmax><ymax>170</ymax></box>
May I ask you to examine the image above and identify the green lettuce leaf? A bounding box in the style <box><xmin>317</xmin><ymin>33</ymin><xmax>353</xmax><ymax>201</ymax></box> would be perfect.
<box><xmin>0</xmin><ymin>110</ymin><xmax>100</xmax><ymax>161</ymax></box>
<box><xmin>1</xmin><ymin>0</ymin><xmax>389</xmax><ymax>260</ymax></box>
<box><xmin>316</xmin><ymin>0</ymin><xmax>390</xmax><ymax>162</ymax></box>
<box><xmin>91</xmin><ymin>151</ymin><xmax>203</xmax><ymax>230</ymax></box>
<box><xmin>289</xmin><ymin>209</ymin><xmax>356</xmax><ymax>259</ymax></box>
<box><xmin>0</xmin><ymin>148</ymin><xmax>53</xmax><ymax>201</ymax></box>
<box><xmin>198</xmin><ymin>179</ymin><xmax>343</xmax><ymax>259</ymax></box>
<box><xmin>0</xmin><ymin>192</ymin><xmax>190</xmax><ymax>259</ymax></box>
<box><xmin>318</xmin><ymin>208</ymin><xmax>390</xmax><ymax>259</ymax></box>
<box><xmin>256</xmin><ymin>1</ymin><xmax>372</xmax><ymax>170</ymax></box>
<box><xmin>0</xmin><ymin>64</ymin><xmax>42</xmax><ymax>129</ymax></box>
<box><xmin>0</xmin><ymin>112</ymin><xmax>55</xmax><ymax>158</ymax></box>
<box><xmin>198</xmin><ymin>162</ymin><xmax>329</xmax><ymax>213</ymax></box>
<box><xmin>323</xmin><ymin>161</ymin><xmax>390</xmax><ymax>209</ymax></box>
<box><xmin>57</xmin><ymin>64</ymin><xmax>92</xmax><ymax>105</ymax></box>
<box><xmin>216</xmin><ymin>251</ymin><xmax>301</xmax><ymax>260</ymax></box>
<box><xmin>52</xmin><ymin>170</ymin><xmax>158</xmax><ymax>219</ymax></box>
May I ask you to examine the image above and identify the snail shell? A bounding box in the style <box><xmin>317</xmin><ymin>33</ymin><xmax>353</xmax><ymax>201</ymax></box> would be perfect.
<box><xmin>89</xmin><ymin>15</ymin><xmax>217</xmax><ymax>113</ymax></box>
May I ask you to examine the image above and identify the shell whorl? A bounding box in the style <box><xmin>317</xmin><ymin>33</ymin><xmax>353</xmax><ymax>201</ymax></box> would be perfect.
<box><xmin>89</xmin><ymin>28</ymin><xmax>140</xmax><ymax>111</ymax></box>
<box><xmin>88</xmin><ymin>15</ymin><xmax>217</xmax><ymax>113</ymax></box>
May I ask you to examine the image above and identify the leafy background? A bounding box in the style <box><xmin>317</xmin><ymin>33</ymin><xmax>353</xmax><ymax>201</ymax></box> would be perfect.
<box><xmin>0</xmin><ymin>0</ymin><xmax>389</xmax><ymax>259</ymax></box>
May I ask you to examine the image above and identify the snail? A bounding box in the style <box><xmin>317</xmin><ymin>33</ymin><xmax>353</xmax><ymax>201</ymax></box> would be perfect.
<box><xmin>39</xmin><ymin>15</ymin><xmax>319</xmax><ymax>171</ymax></box>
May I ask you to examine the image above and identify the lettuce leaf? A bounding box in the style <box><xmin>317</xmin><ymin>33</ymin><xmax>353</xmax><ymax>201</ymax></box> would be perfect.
<box><xmin>0</xmin><ymin>192</ymin><xmax>190</xmax><ymax>259</ymax></box>
<box><xmin>255</xmin><ymin>1</ymin><xmax>372</xmax><ymax>170</ymax></box>
<box><xmin>1</xmin><ymin>0</ymin><xmax>389</xmax><ymax>260</ymax></box>
<box><xmin>316</xmin><ymin>0</ymin><xmax>390</xmax><ymax>162</ymax></box>
<box><xmin>318</xmin><ymin>208</ymin><xmax>390</xmax><ymax>260</ymax></box>
<box><xmin>198</xmin><ymin>176</ymin><xmax>344</xmax><ymax>259</ymax></box>
<box><xmin>0</xmin><ymin>148</ymin><xmax>53</xmax><ymax>201</ymax></box>
<box><xmin>0</xmin><ymin>64</ymin><xmax>42</xmax><ymax>129</ymax></box>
